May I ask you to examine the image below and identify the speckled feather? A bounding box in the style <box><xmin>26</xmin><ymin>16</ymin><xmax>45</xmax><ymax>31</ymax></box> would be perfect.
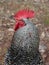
<box><xmin>5</xmin><ymin>19</ymin><xmax>44</xmax><ymax>65</ymax></box>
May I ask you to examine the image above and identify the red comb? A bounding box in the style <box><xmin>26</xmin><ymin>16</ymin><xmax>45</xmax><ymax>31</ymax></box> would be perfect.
<box><xmin>14</xmin><ymin>9</ymin><xmax>35</xmax><ymax>20</ymax></box>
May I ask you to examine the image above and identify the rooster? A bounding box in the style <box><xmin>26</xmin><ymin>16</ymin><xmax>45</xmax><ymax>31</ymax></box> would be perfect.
<box><xmin>5</xmin><ymin>9</ymin><xmax>44</xmax><ymax>65</ymax></box>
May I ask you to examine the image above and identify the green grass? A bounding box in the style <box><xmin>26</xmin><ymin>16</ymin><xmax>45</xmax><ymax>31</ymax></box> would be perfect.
<box><xmin>44</xmin><ymin>18</ymin><xmax>49</xmax><ymax>25</ymax></box>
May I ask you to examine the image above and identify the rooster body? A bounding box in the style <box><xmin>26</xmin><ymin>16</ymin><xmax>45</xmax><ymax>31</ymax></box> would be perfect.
<box><xmin>5</xmin><ymin>10</ymin><xmax>44</xmax><ymax>65</ymax></box>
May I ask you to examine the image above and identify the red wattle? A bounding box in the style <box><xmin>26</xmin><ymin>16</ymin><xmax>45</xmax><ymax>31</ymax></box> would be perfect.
<box><xmin>14</xmin><ymin>21</ymin><xmax>25</xmax><ymax>31</ymax></box>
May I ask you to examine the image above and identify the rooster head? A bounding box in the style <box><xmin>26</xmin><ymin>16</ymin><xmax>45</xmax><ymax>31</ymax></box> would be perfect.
<box><xmin>13</xmin><ymin>9</ymin><xmax>35</xmax><ymax>31</ymax></box>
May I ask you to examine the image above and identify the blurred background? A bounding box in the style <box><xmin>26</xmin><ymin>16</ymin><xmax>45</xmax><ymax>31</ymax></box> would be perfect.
<box><xmin>0</xmin><ymin>0</ymin><xmax>49</xmax><ymax>65</ymax></box>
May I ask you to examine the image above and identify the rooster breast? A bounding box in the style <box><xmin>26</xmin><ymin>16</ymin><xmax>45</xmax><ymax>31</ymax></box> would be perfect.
<box><xmin>5</xmin><ymin>22</ymin><xmax>44</xmax><ymax>65</ymax></box>
<box><xmin>13</xmin><ymin>23</ymin><xmax>39</xmax><ymax>54</ymax></box>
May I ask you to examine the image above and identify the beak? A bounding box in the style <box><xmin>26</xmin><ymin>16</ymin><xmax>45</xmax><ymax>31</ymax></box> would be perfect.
<box><xmin>9</xmin><ymin>15</ymin><xmax>14</xmax><ymax>19</ymax></box>
<box><xmin>9</xmin><ymin>15</ymin><xmax>16</xmax><ymax>22</ymax></box>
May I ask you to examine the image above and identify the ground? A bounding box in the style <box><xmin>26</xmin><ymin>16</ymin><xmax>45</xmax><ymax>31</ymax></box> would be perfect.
<box><xmin>0</xmin><ymin>0</ymin><xmax>49</xmax><ymax>65</ymax></box>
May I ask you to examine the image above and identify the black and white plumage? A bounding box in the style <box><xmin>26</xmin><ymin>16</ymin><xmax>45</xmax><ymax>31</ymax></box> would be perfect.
<box><xmin>5</xmin><ymin>19</ymin><xmax>44</xmax><ymax>65</ymax></box>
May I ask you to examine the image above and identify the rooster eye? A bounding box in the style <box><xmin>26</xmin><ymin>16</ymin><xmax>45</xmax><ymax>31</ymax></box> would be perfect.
<box><xmin>27</xmin><ymin>17</ymin><xmax>29</xmax><ymax>19</ymax></box>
